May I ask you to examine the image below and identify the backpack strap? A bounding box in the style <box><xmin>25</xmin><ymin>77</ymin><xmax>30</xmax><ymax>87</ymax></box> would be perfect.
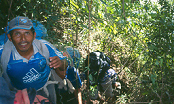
<box><xmin>33</xmin><ymin>39</ymin><xmax>50</xmax><ymax>65</ymax></box>
<box><xmin>1</xmin><ymin>40</ymin><xmax>13</xmax><ymax>74</ymax></box>
<box><xmin>1</xmin><ymin>40</ymin><xmax>14</xmax><ymax>89</ymax></box>
<box><xmin>33</xmin><ymin>39</ymin><xmax>58</xmax><ymax>103</ymax></box>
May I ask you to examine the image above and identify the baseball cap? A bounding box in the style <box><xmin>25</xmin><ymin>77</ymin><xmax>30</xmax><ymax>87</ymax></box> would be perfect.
<box><xmin>7</xmin><ymin>16</ymin><xmax>33</xmax><ymax>34</ymax></box>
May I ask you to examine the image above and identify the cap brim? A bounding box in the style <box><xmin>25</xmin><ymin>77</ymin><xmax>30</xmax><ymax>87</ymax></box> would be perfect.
<box><xmin>7</xmin><ymin>25</ymin><xmax>33</xmax><ymax>34</ymax></box>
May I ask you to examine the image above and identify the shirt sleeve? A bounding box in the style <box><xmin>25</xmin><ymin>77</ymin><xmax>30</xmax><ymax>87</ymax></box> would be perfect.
<box><xmin>40</xmin><ymin>39</ymin><xmax>66</xmax><ymax>60</ymax></box>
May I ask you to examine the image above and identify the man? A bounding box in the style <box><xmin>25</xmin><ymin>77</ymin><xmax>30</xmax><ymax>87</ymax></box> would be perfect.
<box><xmin>0</xmin><ymin>16</ymin><xmax>68</xmax><ymax>103</ymax></box>
<box><xmin>53</xmin><ymin>46</ymin><xmax>82</xmax><ymax>104</ymax></box>
<box><xmin>53</xmin><ymin>66</ymin><xmax>82</xmax><ymax>104</ymax></box>
<box><xmin>84</xmin><ymin>51</ymin><xmax>121</xmax><ymax>103</ymax></box>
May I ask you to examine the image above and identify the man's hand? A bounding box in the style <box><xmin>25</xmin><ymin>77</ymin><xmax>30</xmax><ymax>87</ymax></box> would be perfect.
<box><xmin>49</xmin><ymin>56</ymin><xmax>68</xmax><ymax>70</ymax></box>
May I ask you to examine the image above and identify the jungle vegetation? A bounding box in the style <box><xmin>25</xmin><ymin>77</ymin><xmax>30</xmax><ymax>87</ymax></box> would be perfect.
<box><xmin>0</xmin><ymin>0</ymin><xmax>173</xmax><ymax>103</ymax></box>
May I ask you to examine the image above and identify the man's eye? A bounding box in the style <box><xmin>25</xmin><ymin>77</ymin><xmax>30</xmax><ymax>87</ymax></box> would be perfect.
<box><xmin>15</xmin><ymin>33</ymin><xmax>20</xmax><ymax>36</ymax></box>
<box><xmin>25</xmin><ymin>32</ymin><xmax>30</xmax><ymax>35</ymax></box>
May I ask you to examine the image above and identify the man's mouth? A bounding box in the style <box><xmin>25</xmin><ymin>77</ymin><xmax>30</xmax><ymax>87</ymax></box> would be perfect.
<box><xmin>21</xmin><ymin>43</ymin><xmax>27</xmax><ymax>46</ymax></box>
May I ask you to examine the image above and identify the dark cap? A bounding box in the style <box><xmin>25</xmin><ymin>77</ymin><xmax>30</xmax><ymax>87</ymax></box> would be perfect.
<box><xmin>7</xmin><ymin>16</ymin><xmax>33</xmax><ymax>33</ymax></box>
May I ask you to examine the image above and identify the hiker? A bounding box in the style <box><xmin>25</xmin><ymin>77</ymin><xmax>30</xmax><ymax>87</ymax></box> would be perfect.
<box><xmin>53</xmin><ymin>66</ymin><xmax>82</xmax><ymax>104</ymax></box>
<box><xmin>84</xmin><ymin>51</ymin><xmax>121</xmax><ymax>102</ymax></box>
<box><xmin>53</xmin><ymin>46</ymin><xmax>82</xmax><ymax>104</ymax></box>
<box><xmin>0</xmin><ymin>16</ymin><xmax>68</xmax><ymax>103</ymax></box>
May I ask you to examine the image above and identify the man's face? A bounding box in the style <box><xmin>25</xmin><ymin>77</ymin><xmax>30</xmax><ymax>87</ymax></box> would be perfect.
<box><xmin>55</xmin><ymin>68</ymin><xmax>67</xmax><ymax>79</ymax></box>
<box><xmin>7</xmin><ymin>29</ymin><xmax>36</xmax><ymax>54</ymax></box>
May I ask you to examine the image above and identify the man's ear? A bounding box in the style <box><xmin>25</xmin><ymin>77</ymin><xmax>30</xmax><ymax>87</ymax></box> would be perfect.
<box><xmin>34</xmin><ymin>32</ymin><xmax>36</xmax><ymax>39</ymax></box>
<box><xmin>7</xmin><ymin>34</ymin><xmax>12</xmax><ymax>41</ymax></box>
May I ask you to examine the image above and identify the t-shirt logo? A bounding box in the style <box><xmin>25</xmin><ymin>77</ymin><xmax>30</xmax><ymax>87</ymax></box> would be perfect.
<box><xmin>23</xmin><ymin>68</ymin><xmax>41</xmax><ymax>83</ymax></box>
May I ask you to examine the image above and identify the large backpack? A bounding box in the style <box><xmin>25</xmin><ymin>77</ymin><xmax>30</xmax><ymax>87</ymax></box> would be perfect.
<box><xmin>84</xmin><ymin>51</ymin><xmax>111</xmax><ymax>84</ymax></box>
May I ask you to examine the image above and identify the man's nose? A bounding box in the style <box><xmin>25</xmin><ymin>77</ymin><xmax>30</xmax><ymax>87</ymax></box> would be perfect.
<box><xmin>20</xmin><ymin>34</ymin><xmax>26</xmax><ymax>41</ymax></box>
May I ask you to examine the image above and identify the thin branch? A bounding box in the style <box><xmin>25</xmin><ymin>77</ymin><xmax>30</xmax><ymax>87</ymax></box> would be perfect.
<box><xmin>6</xmin><ymin>0</ymin><xmax>13</xmax><ymax>29</ymax></box>
<box><xmin>4</xmin><ymin>0</ymin><xmax>13</xmax><ymax>44</ymax></box>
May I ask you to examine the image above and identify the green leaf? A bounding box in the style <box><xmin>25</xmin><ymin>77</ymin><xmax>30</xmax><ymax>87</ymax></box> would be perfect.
<box><xmin>88</xmin><ymin>74</ymin><xmax>93</xmax><ymax>82</ymax></box>
<box><xmin>151</xmin><ymin>74</ymin><xmax>156</xmax><ymax>84</ymax></box>
<box><xmin>155</xmin><ymin>60</ymin><xmax>159</xmax><ymax>65</ymax></box>
<box><xmin>160</xmin><ymin>58</ymin><xmax>163</xmax><ymax>66</ymax></box>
